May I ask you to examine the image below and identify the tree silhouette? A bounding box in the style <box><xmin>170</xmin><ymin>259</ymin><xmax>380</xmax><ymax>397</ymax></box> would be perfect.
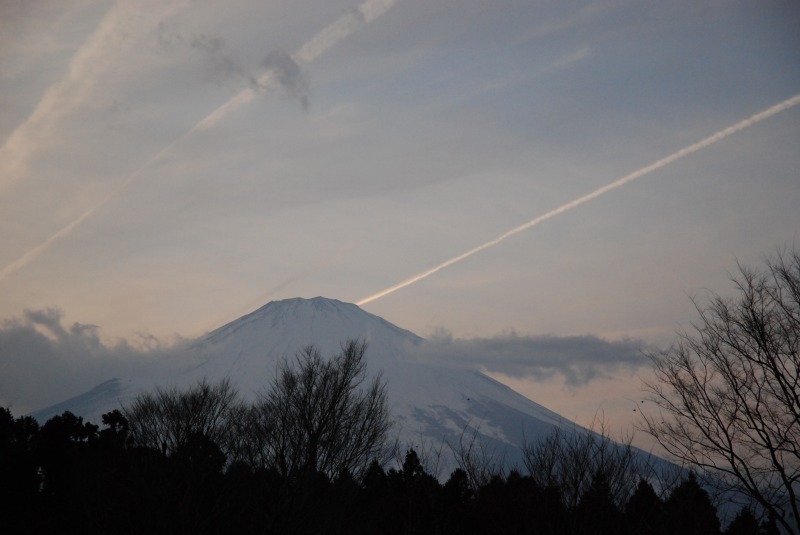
<box><xmin>574</xmin><ymin>472</ymin><xmax>624</xmax><ymax>535</ymax></box>
<box><xmin>442</xmin><ymin>468</ymin><xmax>473</xmax><ymax>505</ymax></box>
<box><xmin>624</xmin><ymin>478</ymin><xmax>663</xmax><ymax>535</ymax></box>
<box><xmin>385</xmin><ymin>449</ymin><xmax>442</xmax><ymax>533</ymax></box>
<box><xmin>643</xmin><ymin>248</ymin><xmax>800</xmax><ymax>534</ymax></box>
<box><xmin>0</xmin><ymin>408</ymin><xmax>40</xmax><ymax>531</ymax></box>
<box><xmin>35</xmin><ymin>411</ymin><xmax>98</xmax><ymax>496</ymax></box>
<box><xmin>244</xmin><ymin>340</ymin><xmax>390</xmax><ymax>481</ymax></box>
<box><xmin>662</xmin><ymin>473</ymin><xmax>720</xmax><ymax>535</ymax></box>
<box><xmin>723</xmin><ymin>507</ymin><xmax>760</xmax><ymax>535</ymax></box>
<box><xmin>124</xmin><ymin>378</ymin><xmax>241</xmax><ymax>458</ymax></box>
<box><xmin>523</xmin><ymin>424</ymin><xmax>643</xmax><ymax>509</ymax></box>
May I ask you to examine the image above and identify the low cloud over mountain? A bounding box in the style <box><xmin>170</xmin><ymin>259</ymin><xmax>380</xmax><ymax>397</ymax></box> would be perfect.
<box><xmin>420</xmin><ymin>330</ymin><xmax>645</xmax><ymax>386</ymax></box>
<box><xmin>0</xmin><ymin>308</ymin><xmax>188</xmax><ymax>414</ymax></box>
<box><xmin>0</xmin><ymin>302</ymin><xmax>646</xmax><ymax>416</ymax></box>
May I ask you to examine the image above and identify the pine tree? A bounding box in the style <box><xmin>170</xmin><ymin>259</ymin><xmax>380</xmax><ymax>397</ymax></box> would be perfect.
<box><xmin>724</xmin><ymin>508</ymin><xmax>760</xmax><ymax>535</ymax></box>
<box><xmin>574</xmin><ymin>472</ymin><xmax>624</xmax><ymax>535</ymax></box>
<box><xmin>625</xmin><ymin>479</ymin><xmax>663</xmax><ymax>535</ymax></box>
<box><xmin>663</xmin><ymin>473</ymin><xmax>720</xmax><ymax>535</ymax></box>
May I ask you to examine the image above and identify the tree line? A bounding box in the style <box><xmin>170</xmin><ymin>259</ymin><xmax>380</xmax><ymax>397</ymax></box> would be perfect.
<box><xmin>0</xmin><ymin>343</ymin><xmax>779</xmax><ymax>534</ymax></box>
<box><xmin>0</xmin><ymin>405</ymin><xmax>776</xmax><ymax>534</ymax></box>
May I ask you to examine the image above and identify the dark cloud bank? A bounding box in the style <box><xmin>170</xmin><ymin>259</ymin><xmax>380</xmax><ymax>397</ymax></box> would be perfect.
<box><xmin>0</xmin><ymin>309</ymin><xmax>648</xmax><ymax>416</ymax></box>
<box><xmin>418</xmin><ymin>330</ymin><xmax>647</xmax><ymax>387</ymax></box>
<box><xmin>0</xmin><ymin>309</ymin><xmax>189</xmax><ymax>415</ymax></box>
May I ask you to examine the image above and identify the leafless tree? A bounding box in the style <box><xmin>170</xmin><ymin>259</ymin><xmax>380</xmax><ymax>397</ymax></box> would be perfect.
<box><xmin>642</xmin><ymin>248</ymin><xmax>800</xmax><ymax>534</ymax></box>
<box><xmin>450</xmin><ymin>425</ymin><xmax>507</xmax><ymax>491</ymax></box>
<box><xmin>390</xmin><ymin>434</ymin><xmax>446</xmax><ymax>481</ymax></box>
<box><xmin>244</xmin><ymin>340</ymin><xmax>391</xmax><ymax>480</ymax></box>
<box><xmin>124</xmin><ymin>378</ymin><xmax>242</xmax><ymax>458</ymax></box>
<box><xmin>522</xmin><ymin>422</ymin><xmax>646</xmax><ymax>508</ymax></box>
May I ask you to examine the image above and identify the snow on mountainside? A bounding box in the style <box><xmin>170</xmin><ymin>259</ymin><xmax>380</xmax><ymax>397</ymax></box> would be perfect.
<box><xmin>188</xmin><ymin>297</ymin><xmax>425</xmax><ymax>396</ymax></box>
<box><xmin>33</xmin><ymin>297</ymin><xmax>580</xmax><ymax>468</ymax></box>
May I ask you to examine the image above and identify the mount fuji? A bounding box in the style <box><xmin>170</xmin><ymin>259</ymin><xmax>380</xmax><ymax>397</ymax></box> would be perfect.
<box><xmin>33</xmin><ymin>297</ymin><xmax>583</xmax><ymax>469</ymax></box>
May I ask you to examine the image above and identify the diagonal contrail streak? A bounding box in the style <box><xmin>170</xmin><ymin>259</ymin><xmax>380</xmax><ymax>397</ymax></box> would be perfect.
<box><xmin>357</xmin><ymin>93</ymin><xmax>800</xmax><ymax>306</ymax></box>
<box><xmin>0</xmin><ymin>0</ymin><xmax>398</xmax><ymax>285</ymax></box>
<box><xmin>0</xmin><ymin>2</ymin><xmax>192</xmax><ymax>195</ymax></box>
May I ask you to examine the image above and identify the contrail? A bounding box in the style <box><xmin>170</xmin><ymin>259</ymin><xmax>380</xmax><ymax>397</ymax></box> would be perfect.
<box><xmin>185</xmin><ymin>0</ymin><xmax>397</xmax><ymax>134</ymax></box>
<box><xmin>0</xmin><ymin>2</ymin><xmax>191</xmax><ymax>195</ymax></box>
<box><xmin>0</xmin><ymin>0</ymin><xmax>398</xmax><ymax>285</ymax></box>
<box><xmin>357</xmin><ymin>93</ymin><xmax>800</xmax><ymax>306</ymax></box>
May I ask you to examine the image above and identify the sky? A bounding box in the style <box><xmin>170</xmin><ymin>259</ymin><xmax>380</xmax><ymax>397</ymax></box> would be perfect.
<box><xmin>1</xmin><ymin>0</ymin><xmax>799</xmax><ymax>439</ymax></box>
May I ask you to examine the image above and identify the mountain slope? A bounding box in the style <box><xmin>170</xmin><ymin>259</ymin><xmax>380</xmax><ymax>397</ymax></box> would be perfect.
<box><xmin>34</xmin><ymin>297</ymin><xmax>579</xmax><ymax>469</ymax></box>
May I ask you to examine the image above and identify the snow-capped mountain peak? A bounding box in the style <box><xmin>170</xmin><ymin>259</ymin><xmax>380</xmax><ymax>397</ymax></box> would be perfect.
<box><xmin>33</xmin><ymin>296</ymin><xmax>577</xmax><ymax>471</ymax></box>
<box><xmin>201</xmin><ymin>296</ymin><xmax>422</xmax><ymax>352</ymax></box>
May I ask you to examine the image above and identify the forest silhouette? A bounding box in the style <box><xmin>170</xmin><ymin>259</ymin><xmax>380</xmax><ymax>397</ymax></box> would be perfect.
<box><xmin>0</xmin><ymin>342</ymin><xmax>779</xmax><ymax>535</ymax></box>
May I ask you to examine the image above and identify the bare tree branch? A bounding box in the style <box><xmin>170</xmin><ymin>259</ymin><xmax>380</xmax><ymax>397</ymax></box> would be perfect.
<box><xmin>642</xmin><ymin>248</ymin><xmax>800</xmax><ymax>534</ymax></box>
<box><xmin>244</xmin><ymin>339</ymin><xmax>390</xmax><ymax>481</ymax></box>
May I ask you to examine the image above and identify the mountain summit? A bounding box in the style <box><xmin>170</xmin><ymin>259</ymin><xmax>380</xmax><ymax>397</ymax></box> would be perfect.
<box><xmin>192</xmin><ymin>297</ymin><xmax>422</xmax><ymax>387</ymax></box>
<box><xmin>34</xmin><ymin>297</ymin><xmax>576</xmax><ymax>468</ymax></box>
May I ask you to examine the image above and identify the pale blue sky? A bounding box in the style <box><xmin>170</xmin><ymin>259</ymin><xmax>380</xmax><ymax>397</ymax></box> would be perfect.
<box><xmin>1</xmin><ymin>0</ymin><xmax>798</xmax><ymax>429</ymax></box>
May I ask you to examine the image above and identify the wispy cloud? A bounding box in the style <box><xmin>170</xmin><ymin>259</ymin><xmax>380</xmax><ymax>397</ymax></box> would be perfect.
<box><xmin>157</xmin><ymin>24</ymin><xmax>264</xmax><ymax>92</ymax></box>
<box><xmin>0</xmin><ymin>0</ymin><xmax>399</xmax><ymax>285</ymax></box>
<box><xmin>262</xmin><ymin>48</ymin><xmax>310</xmax><ymax>109</ymax></box>
<box><xmin>190</xmin><ymin>33</ymin><xmax>262</xmax><ymax>90</ymax></box>
<box><xmin>418</xmin><ymin>331</ymin><xmax>646</xmax><ymax>387</ymax></box>
<box><xmin>514</xmin><ymin>0</ymin><xmax>626</xmax><ymax>44</ymax></box>
<box><xmin>549</xmin><ymin>47</ymin><xmax>591</xmax><ymax>70</ymax></box>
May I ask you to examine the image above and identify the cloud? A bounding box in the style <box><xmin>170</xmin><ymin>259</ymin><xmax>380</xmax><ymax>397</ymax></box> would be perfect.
<box><xmin>262</xmin><ymin>48</ymin><xmax>310</xmax><ymax>109</ymax></box>
<box><xmin>549</xmin><ymin>47</ymin><xmax>591</xmax><ymax>70</ymax></box>
<box><xmin>0</xmin><ymin>308</ymin><xmax>187</xmax><ymax>415</ymax></box>
<box><xmin>417</xmin><ymin>331</ymin><xmax>647</xmax><ymax>387</ymax></box>
<box><xmin>155</xmin><ymin>22</ymin><xmax>263</xmax><ymax>91</ymax></box>
<box><xmin>0</xmin><ymin>305</ymin><xmax>646</xmax><ymax>416</ymax></box>
<box><xmin>190</xmin><ymin>33</ymin><xmax>262</xmax><ymax>91</ymax></box>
